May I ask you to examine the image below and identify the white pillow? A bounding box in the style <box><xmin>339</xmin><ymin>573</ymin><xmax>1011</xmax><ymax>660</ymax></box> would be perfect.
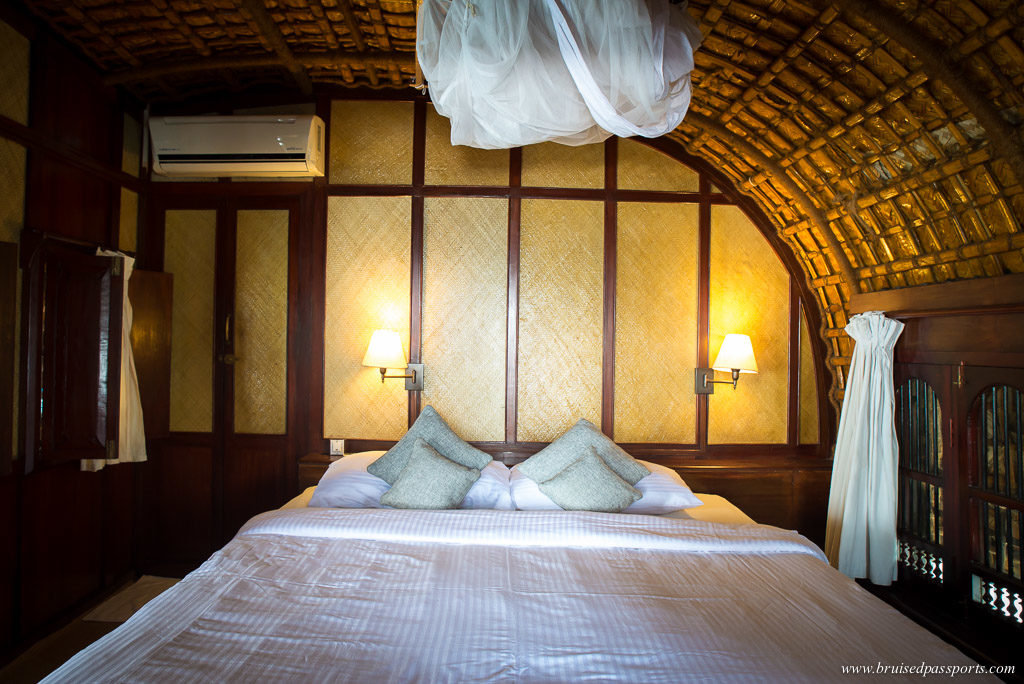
<box><xmin>510</xmin><ymin>459</ymin><xmax>703</xmax><ymax>514</ymax></box>
<box><xmin>309</xmin><ymin>451</ymin><xmax>513</xmax><ymax>510</ymax></box>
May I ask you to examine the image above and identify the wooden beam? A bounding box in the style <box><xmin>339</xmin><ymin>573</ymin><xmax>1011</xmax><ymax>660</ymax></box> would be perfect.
<box><xmin>103</xmin><ymin>51</ymin><xmax>413</xmax><ymax>86</ymax></box>
<box><xmin>849</xmin><ymin>273</ymin><xmax>1024</xmax><ymax>316</ymax></box>
<box><xmin>239</xmin><ymin>0</ymin><xmax>313</xmax><ymax>95</ymax></box>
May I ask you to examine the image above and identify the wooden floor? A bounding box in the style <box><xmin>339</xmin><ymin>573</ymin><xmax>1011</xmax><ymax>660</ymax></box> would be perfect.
<box><xmin>0</xmin><ymin>576</ymin><xmax>178</xmax><ymax>683</ymax></box>
<box><xmin>0</xmin><ymin>619</ymin><xmax>120</xmax><ymax>683</ymax></box>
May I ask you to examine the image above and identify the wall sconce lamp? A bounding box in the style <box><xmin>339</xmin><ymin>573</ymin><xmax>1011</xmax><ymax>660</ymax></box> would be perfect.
<box><xmin>362</xmin><ymin>329</ymin><xmax>424</xmax><ymax>391</ymax></box>
<box><xmin>694</xmin><ymin>333</ymin><xmax>758</xmax><ymax>394</ymax></box>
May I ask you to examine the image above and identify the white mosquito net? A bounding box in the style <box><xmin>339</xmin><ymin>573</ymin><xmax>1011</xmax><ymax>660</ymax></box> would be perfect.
<box><xmin>417</xmin><ymin>0</ymin><xmax>702</xmax><ymax>149</ymax></box>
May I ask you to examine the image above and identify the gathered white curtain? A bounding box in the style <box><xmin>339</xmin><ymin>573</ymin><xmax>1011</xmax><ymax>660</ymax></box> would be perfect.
<box><xmin>82</xmin><ymin>249</ymin><xmax>147</xmax><ymax>472</ymax></box>
<box><xmin>417</xmin><ymin>0</ymin><xmax>702</xmax><ymax>149</ymax></box>
<box><xmin>825</xmin><ymin>311</ymin><xmax>905</xmax><ymax>585</ymax></box>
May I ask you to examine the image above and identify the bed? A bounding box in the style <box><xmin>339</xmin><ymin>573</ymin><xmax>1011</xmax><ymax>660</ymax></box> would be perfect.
<box><xmin>44</xmin><ymin>491</ymin><xmax>989</xmax><ymax>681</ymax></box>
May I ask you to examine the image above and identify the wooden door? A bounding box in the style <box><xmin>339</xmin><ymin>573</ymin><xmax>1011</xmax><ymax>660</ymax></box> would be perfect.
<box><xmin>148</xmin><ymin>197</ymin><xmax>298</xmax><ymax>567</ymax></box>
<box><xmin>218</xmin><ymin>203</ymin><xmax>297</xmax><ymax>540</ymax></box>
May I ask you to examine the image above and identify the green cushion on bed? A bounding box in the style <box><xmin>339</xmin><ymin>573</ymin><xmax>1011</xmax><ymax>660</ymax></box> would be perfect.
<box><xmin>538</xmin><ymin>447</ymin><xmax>642</xmax><ymax>513</ymax></box>
<box><xmin>368</xmin><ymin>405</ymin><xmax>491</xmax><ymax>485</ymax></box>
<box><xmin>380</xmin><ymin>438</ymin><xmax>481</xmax><ymax>509</ymax></box>
<box><xmin>518</xmin><ymin>418</ymin><xmax>649</xmax><ymax>485</ymax></box>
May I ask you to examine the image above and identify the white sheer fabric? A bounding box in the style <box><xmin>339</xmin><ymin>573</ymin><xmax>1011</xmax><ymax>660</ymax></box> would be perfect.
<box><xmin>82</xmin><ymin>250</ymin><xmax>147</xmax><ymax>472</ymax></box>
<box><xmin>825</xmin><ymin>311</ymin><xmax>904</xmax><ymax>585</ymax></box>
<box><xmin>417</xmin><ymin>0</ymin><xmax>702</xmax><ymax>149</ymax></box>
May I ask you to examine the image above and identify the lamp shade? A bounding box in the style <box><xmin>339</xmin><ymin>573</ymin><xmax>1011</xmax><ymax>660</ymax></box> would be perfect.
<box><xmin>362</xmin><ymin>329</ymin><xmax>407</xmax><ymax>369</ymax></box>
<box><xmin>712</xmin><ymin>334</ymin><xmax>758</xmax><ymax>374</ymax></box>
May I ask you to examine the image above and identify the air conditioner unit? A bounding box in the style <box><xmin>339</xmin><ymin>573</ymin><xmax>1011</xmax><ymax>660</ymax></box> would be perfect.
<box><xmin>149</xmin><ymin>115</ymin><xmax>325</xmax><ymax>178</ymax></box>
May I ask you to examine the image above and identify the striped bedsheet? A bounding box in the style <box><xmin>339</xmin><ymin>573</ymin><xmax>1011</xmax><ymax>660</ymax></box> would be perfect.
<box><xmin>44</xmin><ymin>508</ymin><xmax>988</xmax><ymax>683</ymax></box>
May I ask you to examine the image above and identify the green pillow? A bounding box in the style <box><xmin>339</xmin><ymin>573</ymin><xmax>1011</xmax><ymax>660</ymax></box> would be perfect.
<box><xmin>518</xmin><ymin>419</ymin><xmax>649</xmax><ymax>485</ymax></box>
<box><xmin>368</xmin><ymin>405</ymin><xmax>491</xmax><ymax>485</ymax></box>
<box><xmin>380</xmin><ymin>438</ymin><xmax>481</xmax><ymax>509</ymax></box>
<box><xmin>539</xmin><ymin>447</ymin><xmax>642</xmax><ymax>513</ymax></box>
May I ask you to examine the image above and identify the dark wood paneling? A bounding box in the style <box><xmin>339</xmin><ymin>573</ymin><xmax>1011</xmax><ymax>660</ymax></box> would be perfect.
<box><xmin>128</xmin><ymin>270</ymin><xmax>173</xmax><ymax>439</ymax></box>
<box><xmin>0</xmin><ymin>243</ymin><xmax>16</xmax><ymax>468</ymax></box>
<box><xmin>222</xmin><ymin>441</ymin><xmax>287</xmax><ymax>541</ymax></box>
<box><xmin>26</xmin><ymin>157</ymin><xmax>114</xmax><ymax>245</ymax></box>
<box><xmin>600</xmin><ymin>137</ymin><xmax>617</xmax><ymax>436</ymax></box>
<box><xmin>0</xmin><ymin>475</ymin><xmax>16</xmax><ymax>653</ymax></box>
<box><xmin>19</xmin><ymin>465</ymin><xmax>104</xmax><ymax>635</ymax></box>
<box><xmin>897</xmin><ymin>313</ymin><xmax>1024</xmax><ymax>367</ymax></box>
<box><xmin>850</xmin><ymin>273</ymin><xmax>1024</xmax><ymax>315</ymax></box>
<box><xmin>30</xmin><ymin>35</ymin><xmax>117</xmax><ymax>165</ymax></box>
<box><xmin>139</xmin><ymin>442</ymin><xmax>215</xmax><ymax>570</ymax></box>
<box><xmin>102</xmin><ymin>463</ymin><xmax>135</xmax><ymax>586</ymax></box>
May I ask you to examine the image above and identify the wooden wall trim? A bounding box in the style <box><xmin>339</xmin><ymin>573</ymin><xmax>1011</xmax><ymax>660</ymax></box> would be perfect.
<box><xmin>788</xmin><ymin>278</ymin><xmax>800</xmax><ymax>446</ymax></box>
<box><xmin>505</xmin><ymin>148</ymin><xmax>522</xmax><ymax>443</ymax></box>
<box><xmin>696</xmin><ymin>175</ymin><xmax>712</xmax><ymax>451</ymax></box>
<box><xmin>849</xmin><ymin>273</ymin><xmax>1024</xmax><ymax>317</ymax></box>
<box><xmin>601</xmin><ymin>137</ymin><xmax>617</xmax><ymax>437</ymax></box>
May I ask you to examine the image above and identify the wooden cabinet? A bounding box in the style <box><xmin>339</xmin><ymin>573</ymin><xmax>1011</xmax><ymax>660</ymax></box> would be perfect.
<box><xmin>21</xmin><ymin>236</ymin><xmax>123</xmax><ymax>472</ymax></box>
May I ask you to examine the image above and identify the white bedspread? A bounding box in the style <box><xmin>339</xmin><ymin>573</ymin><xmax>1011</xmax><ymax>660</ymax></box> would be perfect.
<box><xmin>45</xmin><ymin>509</ymin><xmax>988</xmax><ymax>683</ymax></box>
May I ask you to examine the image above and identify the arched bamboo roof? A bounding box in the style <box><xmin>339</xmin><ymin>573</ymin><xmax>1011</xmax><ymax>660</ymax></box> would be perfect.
<box><xmin>17</xmin><ymin>0</ymin><xmax>1024</xmax><ymax>404</ymax></box>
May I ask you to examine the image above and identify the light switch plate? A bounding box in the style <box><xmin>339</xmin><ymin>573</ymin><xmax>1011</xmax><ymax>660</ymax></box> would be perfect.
<box><xmin>329</xmin><ymin>439</ymin><xmax>345</xmax><ymax>456</ymax></box>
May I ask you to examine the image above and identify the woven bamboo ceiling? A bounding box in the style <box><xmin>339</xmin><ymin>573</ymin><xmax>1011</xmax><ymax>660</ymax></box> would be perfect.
<box><xmin>17</xmin><ymin>0</ymin><xmax>1024</xmax><ymax>402</ymax></box>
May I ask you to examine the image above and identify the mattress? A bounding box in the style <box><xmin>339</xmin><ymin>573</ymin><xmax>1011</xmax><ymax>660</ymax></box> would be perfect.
<box><xmin>43</xmin><ymin>507</ymin><xmax>989</xmax><ymax>683</ymax></box>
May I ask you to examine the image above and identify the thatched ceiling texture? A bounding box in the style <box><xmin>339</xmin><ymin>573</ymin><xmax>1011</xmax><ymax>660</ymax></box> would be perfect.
<box><xmin>18</xmin><ymin>0</ymin><xmax>1024</xmax><ymax>404</ymax></box>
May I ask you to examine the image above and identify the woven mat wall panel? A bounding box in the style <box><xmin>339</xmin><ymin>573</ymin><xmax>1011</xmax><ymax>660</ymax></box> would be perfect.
<box><xmin>518</xmin><ymin>199</ymin><xmax>604</xmax><ymax>442</ymax></box>
<box><xmin>618</xmin><ymin>139</ymin><xmax>699</xmax><ymax>193</ymax></box>
<box><xmin>708</xmin><ymin>205</ymin><xmax>790</xmax><ymax>445</ymax></box>
<box><xmin>425</xmin><ymin>106</ymin><xmax>509</xmax><ymax>187</ymax></box>
<box><xmin>330</xmin><ymin>100</ymin><xmax>413</xmax><ymax>185</ymax></box>
<box><xmin>0</xmin><ymin>139</ymin><xmax>25</xmax><ymax>245</ymax></box>
<box><xmin>422</xmin><ymin>197</ymin><xmax>507</xmax><ymax>441</ymax></box>
<box><xmin>234</xmin><ymin>210</ymin><xmax>289</xmax><ymax>435</ymax></box>
<box><xmin>121</xmin><ymin>114</ymin><xmax>141</xmax><ymax>177</ymax></box>
<box><xmin>799</xmin><ymin>305</ymin><xmax>820</xmax><ymax>445</ymax></box>
<box><xmin>521</xmin><ymin>141</ymin><xmax>604</xmax><ymax>189</ymax></box>
<box><xmin>0</xmin><ymin>19</ymin><xmax>28</xmax><ymax>126</ymax></box>
<box><xmin>324</xmin><ymin>196</ymin><xmax>410</xmax><ymax>440</ymax></box>
<box><xmin>119</xmin><ymin>189</ymin><xmax>137</xmax><ymax>253</ymax></box>
<box><xmin>615</xmin><ymin>202</ymin><xmax>700</xmax><ymax>443</ymax></box>
<box><xmin>165</xmin><ymin>209</ymin><xmax>216</xmax><ymax>433</ymax></box>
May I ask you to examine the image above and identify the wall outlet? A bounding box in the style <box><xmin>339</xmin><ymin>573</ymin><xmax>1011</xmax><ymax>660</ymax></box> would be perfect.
<box><xmin>329</xmin><ymin>439</ymin><xmax>345</xmax><ymax>456</ymax></box>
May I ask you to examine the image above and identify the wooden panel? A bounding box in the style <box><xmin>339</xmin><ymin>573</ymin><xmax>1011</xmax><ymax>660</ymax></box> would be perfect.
<box><xmin>234</xmin><ymin>210</ymin><xmax>289</xmax><ymax>435</ymax></box>
<box><xmin>424</xmin><ymin>106</ymin><xmax>508</xmax><ymax>186</ymax></box>
<box><xmin>518</xmin><ymin>199</ymin><xmax>604</xmax><ymax>441</ymax></box>
<box><xmin>139</xmin><ymin>442</ymin><xmax>214</xmax><ymax>569</ymax></box>
<box><xmin>618</xmin><ymin>139</ymin><xmax>699</xmax><ymax>192</ymax></box>
<box><xmin>422</xmin><ymin>197</ymin><xmax>506</xmax><ymax>441</ymax></box>
<box><xmin>102</xmin><ymin>461</ymin><xmax>135</xmax><ymax>586</ymax></box>
<box><xmin>223</xmin><ymin>441</ymin><xmax>286</xmax><ymax>541</ymax></box>
<box><xmin>26</xmin><ymin>157</ymin><xmax>112</xmax><ymax>244</ymax></box>
<box><xmin>128</xmin><ymin>270</ymin><xmax>172</xmax><ymax>439</ymax></box>
<box><xmin>324</xmin><ymin>196</ymin><xmax>410</xmax><ymax>439</ymax></box>
<box><xmin>708</xmin><ymin>205</ymin><xmax>790</xmax><ymax>444</ymax></box>
<box><xmin>0</xmin><ymin>475</ymin><xmax>15</xmax><ymax>651</ymax></box>
<box><xmin>897</xmin><ymin>313</ymin><xmax>1024</xmax><ymax>365</ymax></box>
<box><xmin>0</xmin><ymin>243</ymin><xmax>15</xmax><ymax>466</ymax></box>
<box><xmin>164</xmin><ymin>210</ymin><xmax>216</xmax><ymax>433</ymax></box>
<box><xmin>329</xmin><ymin>100</ymin><xmax>413</xmax><ymax>185</ymax></box>
<box><xmin>521</xmin><ymin>141</ymin><xmax>603</xmax><ymax>189</ymax></box>
<box><xmin>30</xmin><ymin>34</ymin><xmax>116</xmax><ymax>163</ymax></box>
<box><xmin>850</xmin><ymin>273</ymin><xmax>1024</xmax><ymax>315</ymax></box>
<box><xmin>19</xmin><ymin>465</ymin><xmax>104</xmax><ymax>634</ymax></box>
<box><xmin>614</xmin><ymin>202</ymin><xmax>699</xmax><ymax>443</ymax></box>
